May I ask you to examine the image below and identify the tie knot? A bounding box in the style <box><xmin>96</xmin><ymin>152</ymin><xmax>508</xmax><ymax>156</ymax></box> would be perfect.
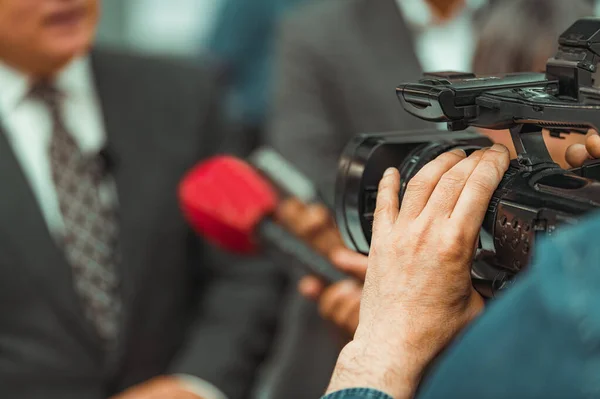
<box><xmin>29</xmin><ymin>81</ymin><xmax>62</xmax><ymax>107</ymax></box>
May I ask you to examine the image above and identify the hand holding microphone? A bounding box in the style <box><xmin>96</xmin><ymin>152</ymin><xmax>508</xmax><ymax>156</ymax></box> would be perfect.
<box><xmin>275</xmin><ymin>197</ymin><xmax>366</xmax><ymax>336</ymax></box>
<box><xmin>249</xmin><ymin>147</ymin><xmax>368</xmax><ymax>335</ymax></box>
<box><xmin>178</xmin><ymin>152</ymin><xmax>368</xmax><ymax>336</ymax></box>
<box><xmin>178</xmin><ymin>155</ymin><xmax>348</xmax><ymax>283</ymax></box>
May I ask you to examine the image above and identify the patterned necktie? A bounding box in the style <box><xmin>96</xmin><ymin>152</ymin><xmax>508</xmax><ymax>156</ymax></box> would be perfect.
<box><xmin>31</xmin><ymin>83</ymin><xmax>121</xmax><ymax>346</ymax></box>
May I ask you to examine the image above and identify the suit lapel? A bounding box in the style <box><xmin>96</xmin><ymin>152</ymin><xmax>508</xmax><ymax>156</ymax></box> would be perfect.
<box><xmin>0</xmin><ymin>129</ymin><xmax>104</xmax><ymax>359</ymax></box>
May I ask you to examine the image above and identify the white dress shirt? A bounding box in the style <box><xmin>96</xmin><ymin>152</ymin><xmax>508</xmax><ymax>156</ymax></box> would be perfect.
<box><xmin>396</xmin><ymin>0</ymin><xmax>488</xmax><ymax>73</ymax></box>
<box><xmin>0</xmin><ymin>57</ymin><xmax>107</xmax><ymax>236</ymax></box>
<box><xmin>0</xmin><ymin>58</ymin><xmax>226</xmax><ymax>399</ymax></box>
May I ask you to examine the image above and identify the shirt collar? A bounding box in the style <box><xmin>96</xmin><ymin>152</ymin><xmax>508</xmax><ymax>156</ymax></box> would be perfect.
<box><xmin>397</xmin><ymin>0</ymin><xmax>488</xmax><ymax>29</ymax></box>
<box><xmin>0</xmin><ymin>55</ymin><xmax>93</xmax><ymax>113</ymax></box>
<box><xmin>54</xmin><ymin>56</ymin><xmax>94</xmax><ymax>102</ymax></box>
<box><xmin>0</xmin><ymin>61</ymin><xmax>29</xmax><ymax>114</ymax></box>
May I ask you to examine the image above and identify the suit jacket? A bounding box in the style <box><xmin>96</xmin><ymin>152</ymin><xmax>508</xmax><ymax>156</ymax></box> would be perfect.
<box><xmin>262</xmin><ymin>1</ymin><xmax>428</xmax><ymax>397</ymax></box>
<box><xmin>266</xmin><ymin>0</ymin><xmax>431</xmax><ymax>205</ymax></box>
<box><xmin>0</xmin><ymin>48</ymin><xmax>284</xmax><ymax>399</ymax></box>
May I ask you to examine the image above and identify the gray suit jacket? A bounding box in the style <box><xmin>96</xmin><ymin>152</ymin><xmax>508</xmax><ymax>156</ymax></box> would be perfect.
<box><xmin>0</xmin><ymin>49</ymin><xmax>284</xmax><ymax>399</ymax></box>
<box><xmin>266</xmin><ymin>0</ymin><xmax>431</xmax><ymax>204</ymax></box>
<box><xmin>263</xmin><ymin>0</ymin><xmax>428</xmax><ymax>397</ymax></box>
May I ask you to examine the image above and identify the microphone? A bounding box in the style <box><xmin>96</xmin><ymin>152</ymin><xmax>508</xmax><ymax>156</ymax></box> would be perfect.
<box><xmin>248</xmin><ymin>147</ymin><xmax>334</xmax><ymax>210</ymax></box>
<box><xmin>178</xmin><ymin>156</ymin><xmax>348</xmax><ymax>283</ymax></box>
<box><xmin>248</xmin><ymin>147</ymin><xmax>320</xmax><ymax>203</ymax></box>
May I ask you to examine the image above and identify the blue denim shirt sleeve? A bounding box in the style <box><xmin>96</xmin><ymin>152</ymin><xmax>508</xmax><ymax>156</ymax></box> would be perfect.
<box><xmin>321</xmin><ymin>388</ymin><xmax>394</xmax><ymax>399</ymax></box>
<box><xmin>417</xmin><ymin>213</ymin><xmax>600</xmax><ymax>399</ymax></box>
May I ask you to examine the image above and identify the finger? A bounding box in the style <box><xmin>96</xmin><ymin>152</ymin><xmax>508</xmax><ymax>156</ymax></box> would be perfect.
<box><xmin>154</xmin><ymin>390</ymin><xmax>181</xmax><ymax>399</ymax></box>
<box><xmin>372</xmin><ymin>167</ymin><xmax>401</xmax><ymax>237</ymax></box>
<box><xmin>586</xmin><ymin>133</ymin><xmax>600</xmax><ymax>159</ymax></box>
<box><xmin>145</xmin><ymin>380</ymin><xmax>177</xmax><ymax>399</ymax></box>
<box><xmin>298</xmin><ymin>276</ymin><xmax>325</xmax><ymax>300</ymax></box>
<box><xmin>313</xmin><ymin>227</ymin><xmax>346</xmax><ymax>257</ymax></box>
<box><xmin>176</xmin><ymin>391</ymin><xmax>205</xmax><ymax>399</ymax></box>
<box><xmin>452</xmin><ymin>144</ymin><xmax>510</xmax><ymax>235</ymax></box>
<box><xmin>318</xmin><ymin>280</ymin><xmax>357</xmax><ymax>322</ymax></box>
<box><xmin>399</xmin><ymin>148</ymin><xmax>467</xmax><ymax>220</ymax></box>
<box><xmin>565</xmin><ymin>143</ymin><xmax>591</xmax><ymax>168</ymax></box>
<box><xmin>334</xmin><ymin>290</ymin><xmax>361</xmax><ymax>335</ymax></box>
<box><xmin>275</xmin><ymin>198</ymin><xmax>306</xmax><ymax>231</ymax></box>
<box><xmin>422</xmin><ymin>149</ymin><xmax>487</xmax><ymax>217</ymax></box>
<box><xmin>292</xmin><ymin>204</ymin><xmax>333</xmax><ymax>240</ymax></box>
<box><xmin>277</xmin><ymin>199</ymin><xmax>339</xmax><ymax>257</ymax></box>
<box><xmin>330</xmin><ymin>248</ymin><xmax>368</xmax><ymax>281</ymax></box>
<box><xmin>346</xmin><ymin>300</ymin><xmax>361</xmax><ymax>336</ymax></box>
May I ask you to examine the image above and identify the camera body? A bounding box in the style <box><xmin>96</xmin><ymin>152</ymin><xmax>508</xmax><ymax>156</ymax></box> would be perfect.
<box><xmin>335</xmin><ymin>18</ymin><xmax>600</xmax><ymax>297</ymax></box>
<box><xmin>336</xmin><ymin>129</ymin><xmax>491</xmax><ymax>254</ymax></box>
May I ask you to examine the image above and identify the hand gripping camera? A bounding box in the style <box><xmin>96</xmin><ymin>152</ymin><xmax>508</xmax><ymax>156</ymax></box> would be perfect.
<box><xmin>335</xmin><ymin>18</ymin><xmax>600</xmax><ymax>297</ymax></box>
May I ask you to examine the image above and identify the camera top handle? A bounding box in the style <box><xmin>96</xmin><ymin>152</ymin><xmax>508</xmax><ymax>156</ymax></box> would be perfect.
<box><xmin>397</xmin><ymin>18</ymin><xmax>600</xmax><ymax>168</ymax></box>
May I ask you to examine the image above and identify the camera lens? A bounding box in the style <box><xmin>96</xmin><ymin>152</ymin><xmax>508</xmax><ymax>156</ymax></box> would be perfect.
<box><xmin>398</xmin><ymin>142</ymin><xmax>483</xmax><ymax>204</ymax></box>
<box><xmin>335</xmin><ymin>130</ymin><xmax>492</xmax><ymax>255</ymax></box>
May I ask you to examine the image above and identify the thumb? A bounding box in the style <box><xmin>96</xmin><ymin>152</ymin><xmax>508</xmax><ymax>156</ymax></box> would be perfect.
<box><xmin>565</xmin><ymin>143</ymin><xmax>591</xmax><ymax>168</ymax></box>
<box><xmin>586</xmin><ymin>132</ymin><xmax>600</xmax><ymax>159</ymax></box>
<box><xmin>298</xmin><ymin>276</ymin><xmax>326</xmax><ymax>300</ymax></box>
<box><xmin>330</xmin><ymin>248</ymin><xmax>368</xmax><ymax>281</ymax></box>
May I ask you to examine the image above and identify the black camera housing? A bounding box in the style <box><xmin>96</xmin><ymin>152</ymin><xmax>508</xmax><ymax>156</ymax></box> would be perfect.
<box><xmin>398</xmin><ymin>18</ymin><xmax>600</xmax><ymax>134</ymax></box>
<box><xmin>335</xmin><ymin>18</ymin><xmax>600</xmax><ymax>297</ymax></box>
<box><xmin>336</xmin><ymin>129</ymin><xmax>491</xmax><ymax>254</ymax></box>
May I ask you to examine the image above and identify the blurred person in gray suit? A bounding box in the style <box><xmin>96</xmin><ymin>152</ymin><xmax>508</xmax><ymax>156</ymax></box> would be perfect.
<box><xmin>263</xmin><ymin>1</ymin><xmax>494</xmax><ymax>397</ymax></box>
<box><xmin>267</xmin><ymin>0</ymin><xmax>496</xmax><ymax>204</ymax></box>
<box><xmin>0</xmin><ymin>1</ymin><xmax>283</xmax><ymax>398</ymax></box>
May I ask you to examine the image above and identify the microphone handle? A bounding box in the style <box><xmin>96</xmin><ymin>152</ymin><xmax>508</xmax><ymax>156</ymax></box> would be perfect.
<box><xmin>248</xmin><ymin>147</ymin><xmax>319</xmax><ymax>203</ymax></box>
<box><xmin>257</xmin><ymin>219</ymin><xmax>348</xmax><ymax>284</ymax></box>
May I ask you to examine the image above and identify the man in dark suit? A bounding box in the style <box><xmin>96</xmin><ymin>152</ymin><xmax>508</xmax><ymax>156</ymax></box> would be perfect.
<box><xmin>0</xmin><ymin>1</ymin><xmax>283</xmax><ymax>398</ymax></box>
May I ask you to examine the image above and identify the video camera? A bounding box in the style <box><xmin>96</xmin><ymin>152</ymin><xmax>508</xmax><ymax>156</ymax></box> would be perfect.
<box><xmin>336</xmin><ymin>18</ymin><xmax>600</xmax><ymax>298</ymax></box>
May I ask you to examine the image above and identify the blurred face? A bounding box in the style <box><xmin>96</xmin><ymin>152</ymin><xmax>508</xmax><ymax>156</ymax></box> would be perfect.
<box><xmin>0</xmin><ymin>0</ymin><xmax>99</xmax><ymax>77</ymax></box>
<box><xmin>426</xmin><ymin>0</ymin><xmax>465</xmax><ymax>20</ymax></box>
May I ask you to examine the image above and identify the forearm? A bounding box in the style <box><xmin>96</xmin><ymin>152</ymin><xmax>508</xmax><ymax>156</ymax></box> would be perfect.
<box><xmin>327</xmin><ymin>340</ymin><xmax>425</xmax><ymax>399</ymax></box>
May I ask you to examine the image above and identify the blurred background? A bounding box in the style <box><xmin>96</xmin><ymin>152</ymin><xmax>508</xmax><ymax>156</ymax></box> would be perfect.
<box><xmin>4</xmin><ymin>1</ymin><xmax>596</xmax><ymax>398</ymax></box>
<box><xmin>97</xmin><ymin>0</ymin><xmax>220</xmax><ymax>59</ymax></box>
<box><xmin>96</xmin><ymin>0</ymin><xmax>600</xmax><ymax>59</ymax></box>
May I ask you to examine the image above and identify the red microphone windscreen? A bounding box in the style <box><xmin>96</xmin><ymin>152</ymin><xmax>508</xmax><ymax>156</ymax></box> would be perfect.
<box><xmin>178</xmin><ymin>156</ymin><xmax>278</xmax><ymax>253</ymax></box>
